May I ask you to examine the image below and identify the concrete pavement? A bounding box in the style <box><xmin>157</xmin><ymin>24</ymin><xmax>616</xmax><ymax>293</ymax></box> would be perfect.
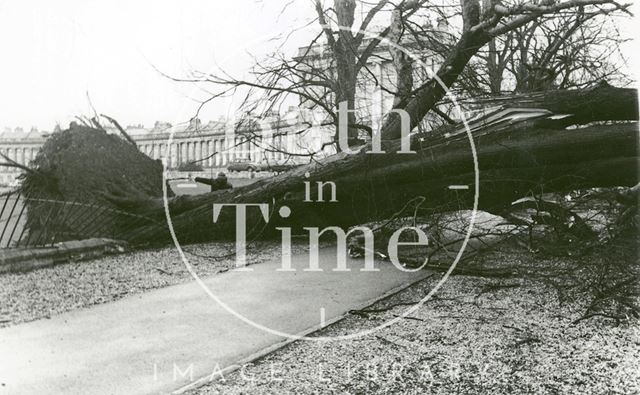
<box><xmin>0</xmin><ymin>246</ymin><xmax>431</xmax><ymax>394</ymax></box>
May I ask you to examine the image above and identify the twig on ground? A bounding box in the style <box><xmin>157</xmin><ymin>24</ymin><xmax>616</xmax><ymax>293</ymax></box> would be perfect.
<box><xmin>392</xmin><ymin>314</ymin><xmax>425</xmax><ymax>322</ymax></box>
<box><xmin>154</xmin><ymin>267</ymin><xmax>172</xmax><ymax>275</ymax></box>
<box><xmin>502</xmin><ymin>324</ymin><xmax>524</xmax><ymax>331</ymax></box>
<box><xmin>349</xmin><ymin>301</ymin><xmax>422</xmax><ymax>317</ymax></box>
<box><xmin>572</xmin><ymin>312</ymin><xmax>627</xmax><ymax>325</ymax></box>
<box><xmin>375</xmin><ymin>335</ymin><xmax>408</xmax><ymax>349</ymax></box>
<box><xmin>514</xmin><ymin>336</ymin><xmax>541</xmax><ymax>347</ymax></box>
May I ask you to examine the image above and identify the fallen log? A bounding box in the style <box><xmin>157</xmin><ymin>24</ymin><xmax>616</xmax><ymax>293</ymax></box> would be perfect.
<box><xmin>21</xmin><ymin>86</ymin><xmax>638</xmax><ymax>247</ymax></box>
<box><xmin>126</xmin><ymin>121</ymin><xmax>638</xmax><ymax>245</ymax></box>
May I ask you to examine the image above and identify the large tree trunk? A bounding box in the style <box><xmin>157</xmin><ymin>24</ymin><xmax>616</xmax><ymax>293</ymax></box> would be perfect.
<box><xmin>131</xmin><ymin>122</ymin><xmax>636</xmax><ymax>245</ymax></box>
<box><xmin>332</xmin><ymin>0</ymin><xmax>360</xmax><ymax>149</ymax></box>
<box><xmin>122</xmin><ymin>84</ymin><xmax>638</xmax><ymax>245</ymax></box>
<box><xmin>23</xmin><ymin>86</ymin><xmax>636</xmax><ymax>247</ymax></box>
<box><xmin>381</xmin><ymin>29</ymin><xmax>491</xmax><ymax>140</ymax></box>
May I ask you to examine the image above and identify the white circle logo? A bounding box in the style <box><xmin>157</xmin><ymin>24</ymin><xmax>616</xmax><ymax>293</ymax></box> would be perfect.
<box><xmin>162</xmin><ymin>26</ymin><xmax>480</xmax><ymax>342</ymax></box>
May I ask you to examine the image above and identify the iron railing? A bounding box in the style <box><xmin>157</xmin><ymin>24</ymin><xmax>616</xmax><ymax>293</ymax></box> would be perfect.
<box><xmin>0</xmin><ymin>189</ymin><xmax>158</xmax><ymax>248</ymax></box>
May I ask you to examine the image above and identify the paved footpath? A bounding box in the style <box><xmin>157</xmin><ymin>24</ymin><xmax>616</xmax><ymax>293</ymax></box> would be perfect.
<box><xmin>0</xmin><ymin>247</ymin><xmax>430</xmax><ymax>395</ymax></box>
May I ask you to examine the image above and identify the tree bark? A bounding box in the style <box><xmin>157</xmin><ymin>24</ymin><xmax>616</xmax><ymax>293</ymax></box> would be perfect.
<box><xmin>56</xmin><ymin>85</ymin><xmax>632</xmax><ymax>246</ymax></box>
<box><xmin>125</xmin><ymin>120</ymin><xmax>637</xmax><ymax>245</ymax></box>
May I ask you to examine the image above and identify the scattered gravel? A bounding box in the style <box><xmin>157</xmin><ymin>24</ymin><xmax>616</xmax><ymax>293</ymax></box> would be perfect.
<box><xmin>1</xmin><ymin>234</ymin><xmax>637</xmax><ymax>393</ymax></box>
<box><xmin>189</xmin><ymin>243</ymin><xmax>640</xmax><ymax>395</ymax></box>
<box><xmin>0</xmin><ymin>241</ymin><xmax>298</xmax><ymax>327</ymax></box>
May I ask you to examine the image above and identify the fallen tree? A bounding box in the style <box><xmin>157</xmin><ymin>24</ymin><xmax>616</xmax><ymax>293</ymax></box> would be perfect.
<box><xmin>19</xmin><ymin>84</ymin><xmax>639</xmax><ymax>246</ymax></box>
<box><xmin>129</xmin><ymin>121</ymin><xmax>636</xmax><ymax>246</ymax></box>
<box><xmin>125</xmin><ymin>85</ymin><xmax>637</xmax><ymax>246</ymax></box>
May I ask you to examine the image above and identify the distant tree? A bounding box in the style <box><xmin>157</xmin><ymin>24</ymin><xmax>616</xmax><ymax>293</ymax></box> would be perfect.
<box><xmin>470</xmin><ymin>2</ymin><xmax>632</xmax><ymax>94</ymax></box>
<box><xmin>179</xmin><ymin>0</ymin><xmax>631</xmax><ymax>147</ymax></box>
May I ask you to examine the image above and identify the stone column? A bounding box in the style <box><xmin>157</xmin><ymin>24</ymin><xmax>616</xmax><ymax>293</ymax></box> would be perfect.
<box><xmin>202</xmin><ymin>140</ymin><xmax>207</xmax><ymax>164</ymax></box>
<box><xmin>229</xmin><ymin>138</ymin><xmax>235</xmax><ymax>162</ymax></box>
<box><xmin>224</xmin><ymin>138</ymin><xmax>229</xmax><ymax>165</ymax></box>
<box><xmin>207</xmin><ymin>141</ymin><xmax>213</xmax><ymax>167</ymax></box>
<box><xmin>212</xmin><ymin>140</ymin><xmax>218</xmax><ymax>166</ymax></box>
<box><xmin>203</xmin><ymin>141</ymin><xmax>209</xmax><ymax>167</ymax></box>
<box><xmin>270</xmin><ymin>138</ymin><xmax>275</xmax><ymax>161</ymax></box>
<box><xmin>219</xmin><ymin>139</ymin><xmax>224</xmax><ymax>166</ymax></box>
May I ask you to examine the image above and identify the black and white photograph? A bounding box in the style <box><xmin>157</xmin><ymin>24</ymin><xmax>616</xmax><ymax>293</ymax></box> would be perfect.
<box><xmin>0</xmin><ymin>0</ymin><xmax>638</xmax><ymax>393</ymax></box>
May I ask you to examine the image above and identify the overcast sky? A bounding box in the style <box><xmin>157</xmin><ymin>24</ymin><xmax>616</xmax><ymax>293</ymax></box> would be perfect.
<box><xmin>0</xmin><ymin>0</ymin><xmax>321</xmax><ymax>130</ymax></box>
<box><xmin>0</xmin><ymin>0</ymin><xmax>637</xmax><ymax>130</ymax></box>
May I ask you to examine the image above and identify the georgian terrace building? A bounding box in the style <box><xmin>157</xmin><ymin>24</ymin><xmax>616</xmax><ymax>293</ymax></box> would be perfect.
<box><xmin>133</xmin><ymin>114</ymin><xmax>334</xmax><ymax>169</ymax></box>
<box><xmin>0</xmin><ymin>111</ymin><xmax>334</xmax><ymax>187</ymax></box>
<box><xmin>0</xmin><ymin>128</ymin><xmax>47</xmax><ymax>186</ymax></box>
<box><xmin>293</xmin><ymin>17</ymin><xmax>454</xmax><ymax>138</ymax></box>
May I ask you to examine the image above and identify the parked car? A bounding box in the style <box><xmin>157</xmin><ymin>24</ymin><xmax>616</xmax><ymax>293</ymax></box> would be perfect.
<box><xmin>258</xmin><ymin>163</ymin><xmax>301</xmax><ymax>173</ymax></box>
<box><xmin>227</xmin><ymin>160</ymin><xmax>258</xmax><ymax>172</ymax></box>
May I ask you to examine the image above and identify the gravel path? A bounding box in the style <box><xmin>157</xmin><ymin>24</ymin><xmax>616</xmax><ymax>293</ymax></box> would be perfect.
<box><xmin>188</xmin><ymin>244</ymin><xmax>640</xmax><ymax>394</ymax></box>
<box><xmin>0</xmin><ymin>241</ymin><xmax>296</xmax><ymax>327</ymax></box>
<box><xmin>1</xmin><ymin>236</ymin><xmax>637</xmax><ymax>393</ymax></box>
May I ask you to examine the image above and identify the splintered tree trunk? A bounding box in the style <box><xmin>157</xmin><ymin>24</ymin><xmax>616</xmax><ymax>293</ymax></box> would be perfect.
<box><xmin>465</xmin><ymin>82</ymin><xmax>639</xmax><ymax>126</ymax></box>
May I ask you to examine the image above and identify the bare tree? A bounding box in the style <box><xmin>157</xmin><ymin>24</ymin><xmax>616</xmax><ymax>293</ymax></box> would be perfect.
<box><xmin>380</xmin><ymin>0</ymin><xmax>632</xmax><ymax>139</ymax></box>
<box><xmin>190</xmin><ymin>0</ymin><xmax>432</xmax><ymax>153</ymax></box>
<box><xmin>191</xmin><ymin>0</ymin><xmax>630</xmax><ymax>147</ymax></box>
<box><xmin>466</xmin><ymin>5</ymin><xmax>632</xmax><ymax>94</ymax></box>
